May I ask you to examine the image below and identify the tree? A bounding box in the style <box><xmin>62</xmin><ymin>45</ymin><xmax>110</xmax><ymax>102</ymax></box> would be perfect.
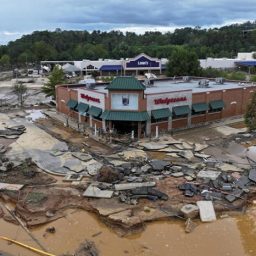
<box><xmin>33</xmin><ymin>41</ymin><xmax>57</xmax><ymax>61</ymax></box>
<box><xmin>42</xmin><ymin>66</ymin><xmax>65</xmax><ymax>99</ymax></box>
<box><xmin>0</xmin><ymin>54</ymin><xmax>10</xmax><ymax>69</ymax></box>
<box><xmin>245</xmin><ymin>92</ymin><xmax>256</xmax><ymax>131</ymax></box>
<box><xmin>166</xmin><ymin>46</ymin><xmax>201</xmax><ymax>76</ymax></box>
<box><xmin>12</xmin><ymin>82</ymin><xmax>27</xmax><ymax>107</ymax></box>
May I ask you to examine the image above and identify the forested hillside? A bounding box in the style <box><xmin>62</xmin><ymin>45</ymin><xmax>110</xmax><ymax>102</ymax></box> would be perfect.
<box><xmin>0</xmin><ymin>21</ymin><xmax>256</xmax><ymax>68</ymax></box>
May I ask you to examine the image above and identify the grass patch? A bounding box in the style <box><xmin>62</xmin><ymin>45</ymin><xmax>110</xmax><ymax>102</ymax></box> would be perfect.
<box><xmin>26</xmin><ymin>192</ymin><xmax>47</xmax><ymax>204</ymax></box>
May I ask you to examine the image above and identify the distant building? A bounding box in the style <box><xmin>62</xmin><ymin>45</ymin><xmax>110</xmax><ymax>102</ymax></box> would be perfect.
<box><xmin>41</xmin><ymin>51</ymin><xmax>256</xmax><ymax>75</ymax></box>
<box><xmin>200</xmin><ymin>51</ymin><xmax>256</xmax><ymax>70</ymax></box>
<box><xmin>199</xmin><ymin>58</ymin><xmax>236</xmax><ymax>69</ymax></box>
<box><xmin>42</xmin><ymin>53</ymin><xmax>168</xmax><ymax>76</ymax></box>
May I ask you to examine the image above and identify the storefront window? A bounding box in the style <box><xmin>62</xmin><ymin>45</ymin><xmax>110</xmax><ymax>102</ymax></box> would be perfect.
<box><xmin>172</xmin><ymin>113</ymin><xmax>188</xmax><ymax>119</ymax></box>
<box><xmin>93</xmin><ymin>116</ymin><xmax>102</xmax><ymax>121</ymax></box>
<box><xmin>122</xmin><ymin>95</ymin><xmax>130</xmax><ymax>106</ymax></box>
<box><xmin>192</xmin><ymin>110</ymin><xmax>206</xmax><ymax>115</ymax></box>
<box><xmin>208</xmin><ymin>108</ymin><xmax>223</xmax><ymax>113</ymax></box>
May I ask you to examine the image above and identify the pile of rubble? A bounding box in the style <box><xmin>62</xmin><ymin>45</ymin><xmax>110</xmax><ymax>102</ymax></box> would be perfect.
<box><xmin>0</xmin><ymin>125</ymin><xmax>26</xmax><ymax>139</ymax></box>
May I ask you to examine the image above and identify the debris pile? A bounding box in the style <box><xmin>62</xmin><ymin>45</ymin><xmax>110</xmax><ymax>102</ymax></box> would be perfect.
<box><xmin>0</xmin><ymin>125</ymin><xmax>26</xmax><ymax>139</ymax></box>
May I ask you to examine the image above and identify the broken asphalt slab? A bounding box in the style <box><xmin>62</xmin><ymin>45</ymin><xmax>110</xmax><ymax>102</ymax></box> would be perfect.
<box><xmin>139</xmin><ymin>142</ymin><xmax>168</xmax><ymax>150</ymax></box>
<box><xmin>149</xmin><ymin>160</ymin><xmax>170</xmax><ymax>171</ymax></box>
<box><xmin>114</xmin><ymin>182</ymin><xmax>156</xmax><ymax>191</ymax></box>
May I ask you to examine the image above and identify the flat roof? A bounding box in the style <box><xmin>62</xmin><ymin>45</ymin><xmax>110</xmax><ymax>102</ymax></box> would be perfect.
<box><xmin>75</xmin><ymin>79</ymin><xmax>256</xmax><ymax>95</ymax></box>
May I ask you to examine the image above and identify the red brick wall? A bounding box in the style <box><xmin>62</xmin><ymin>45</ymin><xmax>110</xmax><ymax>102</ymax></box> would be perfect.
<box><xmin>191</xmin><ymin>115</ymin><xmax>206</xmax><ymax>124</ymax></box>
<box><xmin>56</xmin><ymin>86</ymin><xmax>78</xmax><ymax>118</ymax></box>
<box><xmin>192</xmin><ymin>93</ymin><xmax>207</xmax><ymax>103</ymax></box>
<box><xmin>192</xmin><ymin>87</ymin><xmax>256</xmax><ymax>123</ymax></box>
<box><xmin>206</xmin><ymin>112</ymin><xmax>222</xmax><ymax>121</ymax></box>
<box><xmin>172</xmin><ymin>118</ymin><xmax>188</xmax><ymax>129</ymax></box>
<box><xmin>92</xmin><ymin>119</ymin><xmax>103</xmax><ymax>129</ymax></box>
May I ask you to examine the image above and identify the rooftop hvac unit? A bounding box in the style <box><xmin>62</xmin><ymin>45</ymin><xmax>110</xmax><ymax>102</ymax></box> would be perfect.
<box><xmin>86</xmin><ymin>83</ymin><xmax>95</xmax><ymax>89</ymax></box>
<box><xmin>215</xmin><ymin>77</ymin><xmax>225</xmax><ymax>84</ymax></box>
<box><xmin>198</xmin><ymin>79</ymin><xmax>210</xmax><ymax>88</ymax></box>
<box><xmin>183</xmin><ymin>76</ymin><xmax>191</xmax><ymax>82</ymax></box>
<box><xmin>144</xmin><ymin>78</ymin><xmax>154</xmax><ymax>87</ymax></box>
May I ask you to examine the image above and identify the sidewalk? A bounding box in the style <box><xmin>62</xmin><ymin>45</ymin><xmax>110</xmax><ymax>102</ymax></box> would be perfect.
<box><xmin>43</xmin><ymin>109</ymin><xmax>89</xmax><ymax>132</ymax></box>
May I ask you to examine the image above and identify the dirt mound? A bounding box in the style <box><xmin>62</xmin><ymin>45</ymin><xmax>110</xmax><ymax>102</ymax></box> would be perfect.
<box><xmin>74</xmin><ymin>240</ymin><xmax>99</xmax><ymax>256</ymax></box>
<box><xmin>96</xmin><ymin>166</ymin><xmax>122</xmax><ymax>183</ymax></box>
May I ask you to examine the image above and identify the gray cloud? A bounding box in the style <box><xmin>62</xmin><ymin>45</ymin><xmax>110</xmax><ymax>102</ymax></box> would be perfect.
<box><xmin>0</xmin><ymin>0</ymin><xmax>255</xmax><ymax>44</ymax></box>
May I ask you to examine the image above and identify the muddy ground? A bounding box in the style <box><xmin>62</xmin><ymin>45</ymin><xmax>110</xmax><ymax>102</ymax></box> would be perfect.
<box><xmin>0</xmin><ymin>108</ymin><xmax>256</xmax><ymax>255</ymax></box>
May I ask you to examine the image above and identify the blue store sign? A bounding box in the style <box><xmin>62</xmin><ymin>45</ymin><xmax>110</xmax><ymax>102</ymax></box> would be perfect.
<box><xmin>126</xmin><ymin>55</ymin><xmax>160</xmax><ymax>69</ymax></box>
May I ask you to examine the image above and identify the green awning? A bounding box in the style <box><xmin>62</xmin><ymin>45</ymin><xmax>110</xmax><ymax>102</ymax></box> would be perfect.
<box><xmin>77</xmin><ymin>102</ymin><xmax>89</xmax><ymax>113</ymax></box>
<box><xmin>209</xmin><ymin>100</ymin><xmax>225</xmax><ymax>110</ymax></box>
<box><xmin>151</xmin><ymin>108</ymin><xmax>171</xmax><ymax>119</ymax></box>
<box><xmin>88</xmin><ymin>106</ymin><xmax>102</xmax><ymax>117</ymax></box>
<box><xmin>173</xmin><ymin>105</ymin><xmax>190</xmax><ymax>116</ymax></box>
<box><xmin>101</xmin><ymin>111</ymin><xmax>150</xmax><ymax>121</ymax></box>
<box><xmin>66</xmin><ymin>99</ymin><xmax>78</xmax><ymax>109</ymax></box>
<box><xmin>106</xmin><ymin>77</ymin><xmax>145</xmax><ymax>91</ymax></box>
<box><xmin>192</xmin><ymin>103</ymin><xmax>208</xmax><ymax>112</ymax></box>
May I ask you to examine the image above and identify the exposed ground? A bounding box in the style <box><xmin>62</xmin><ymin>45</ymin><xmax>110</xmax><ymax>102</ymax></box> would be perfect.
<box><xmin>0</xmin><ymin>104</ymin><xmax>256</xmax><ymax>255</ymax></box>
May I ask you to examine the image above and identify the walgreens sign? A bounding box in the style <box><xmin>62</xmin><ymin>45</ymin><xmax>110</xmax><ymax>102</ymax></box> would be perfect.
<box><xmin>81</xmin><ymin>93</ymin><xmax>100</xmax><ymax>103</ymax></box>
<box><xmin>154</xmin><ymin>96</ymin><xmax>187</xmax><ymax>105</ymax></box>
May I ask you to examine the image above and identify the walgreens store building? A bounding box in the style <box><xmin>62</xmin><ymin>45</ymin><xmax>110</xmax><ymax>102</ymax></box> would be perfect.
<box><xmin>56</xmin><ymin>77</ymin><xmax>256</xmax><ymax>138</ymax></box>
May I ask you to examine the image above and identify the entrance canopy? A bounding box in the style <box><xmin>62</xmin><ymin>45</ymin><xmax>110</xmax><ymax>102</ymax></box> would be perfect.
<box><xmin>100</xmin><ymin>65</ymin><xmax>123</xmax><ymax>71</ymax></box>
<box><xmin>101</xmin><ymin>111</ymin><xmax>150</xmax><ymax>121</ymax></box>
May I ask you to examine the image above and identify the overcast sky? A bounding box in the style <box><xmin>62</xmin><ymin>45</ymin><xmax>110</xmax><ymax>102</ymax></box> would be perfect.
<box><xmin>0</xmin><ymin>0</ymin><xmax>255</xmax><ymax>44</ymax></box>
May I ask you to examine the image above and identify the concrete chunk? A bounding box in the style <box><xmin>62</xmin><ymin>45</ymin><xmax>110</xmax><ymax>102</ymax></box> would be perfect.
<box><xmin>197</xmin><ymin>170</ymin><xmax>221</xmax><ymax>180</ymax></box>
<box><xmin>0</xmin><ymin>183</ymin><xmax>24</xmax><ymax>191</ymax></box>
<box><xmin>63</xmin><ymin>173</ymin><xmax>83</xmax><ymax>182</ymax></box>
<box><xmin>83</xmin><ymin>185</ymin><xmax>113</xmax><ymax>198</ymax></box>
<box><xmin>249</xmin><ymin>169</ymin><xmax>256</xmax><ymax>183</ymax></box>
<box><xmin>194</xmin><ymin>143</ymin><xmax>209</xmax><ymax>152</ymax></box>
<box><xmin>72</xmin><ymin>152</ymin><xmax>92</xmax><ymax>162</ymax></box>
<box><xmin>139</xmin><ymin>142</ymin><xmax>168</xmax><ymax>150</ymax></box>
<box><xmin>114</xmin><ymin>182</ymin><xmax>156</xmax><ymax>191</ymax></box>
<box><xmin>149</xmin><ymin>160</ymin><xmax>170</xmax><ymax>171</ymax></box>
<box><xmin>197</xmin><ymin>201</ymin><xmax>216</xmax><ymax>222</ymax></box>
<box><xmin>181</xmin><ymin>204</ymin><xmax>199</xmax><ymax>219</ymax></box>
<box><xmin>217</xmin><ymin>163</ymin><xmax>242</xmax><ymax>172</ymax></box>
<box><xmin>178</xmin><ymin>150</ymin><xmax>194</xmax><ymax>161</ymax></box>
<box><xmin>194</xmin><ymin>153</ymin><xmax>211</xmax><ymax>159</ymax></box>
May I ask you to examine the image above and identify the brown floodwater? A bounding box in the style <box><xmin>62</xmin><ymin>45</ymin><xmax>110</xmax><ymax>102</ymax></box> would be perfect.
<box><xmin>1</xmin><ymin>208</ymin><xmax>256</xmax><ymax>256</ymax></box>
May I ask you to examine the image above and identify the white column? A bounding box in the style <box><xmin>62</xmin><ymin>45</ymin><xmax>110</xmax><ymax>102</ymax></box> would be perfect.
<box><xmin>155</xmin><ymin>126</ymin><xmax>159</xmax><ymax>139</ymax></box>
<box><xmin>94</xmin><ymin>123</ymin><xmax>97</xmax><ymax>136</ymax></box>
<box><xmin>102</xmin><ymin>120</ymin><xmax>106</xmax><ymax>131</ymax></box>
<box><xmin>131</xmin><ymin>130</ymin><xmax>134</xmax><ymax>140</ymax></box>
<box><xmin>168</xmin><ymin>116</ymin><xmax>172</xmax><ymax>131</ymax></box>
<box><xmin>188</xmin><ymin>107</ymin><xmax>192</xmax><ymax>127</ymax></box>
<box><xmin>89</xmin><ymin>116</ymin><xmax>92</xmax><ymax>127</ymax></box>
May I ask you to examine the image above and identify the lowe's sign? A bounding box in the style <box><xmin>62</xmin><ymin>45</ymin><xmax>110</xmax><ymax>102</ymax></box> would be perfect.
<box><xmin>126</xmin><ymin>55</ymin><xmax>160</xmax><ymax>69</ymax></box>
